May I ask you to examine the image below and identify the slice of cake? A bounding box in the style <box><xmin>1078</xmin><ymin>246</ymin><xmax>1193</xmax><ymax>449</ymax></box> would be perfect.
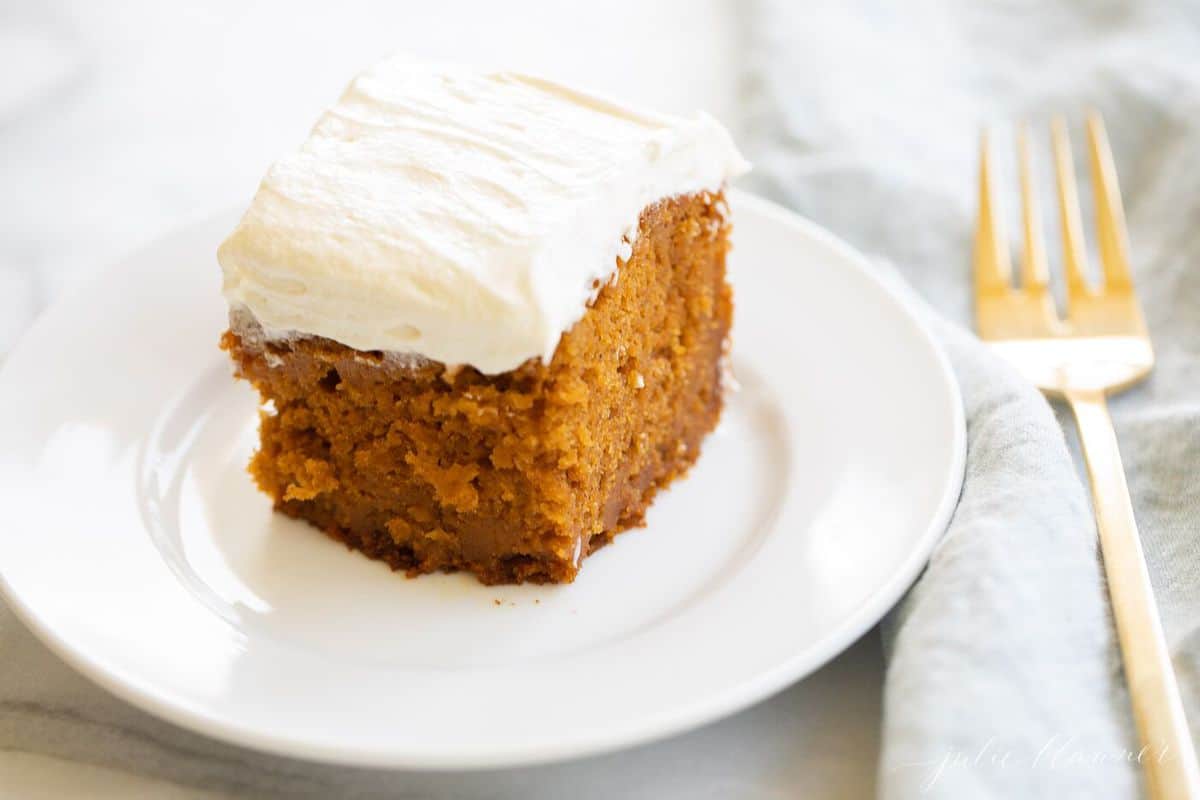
<box><xmin>218</xmin><ymin>58</ymin><xmax>748</xmax><ymax>585</ymax></box>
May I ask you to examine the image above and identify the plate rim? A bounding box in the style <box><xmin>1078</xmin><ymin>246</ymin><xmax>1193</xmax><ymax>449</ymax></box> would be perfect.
<box><xmin>0</xmin><ymin>188</ymin><xmax>966</xmax><ymax>769</ymax></box>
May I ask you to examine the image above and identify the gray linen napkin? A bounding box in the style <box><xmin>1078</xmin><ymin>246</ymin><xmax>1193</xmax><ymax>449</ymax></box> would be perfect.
<box><xmin>744</xmin><ymin>0</ymin><xmax>1200</xmax><ymax>796</ymax></box>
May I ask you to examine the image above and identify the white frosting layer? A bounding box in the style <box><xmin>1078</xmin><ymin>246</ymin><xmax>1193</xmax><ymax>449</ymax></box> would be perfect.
<box><xmin>218</xmin><ymin>58</ymin><xmax>749</xmax><ymax>374</ymax></box>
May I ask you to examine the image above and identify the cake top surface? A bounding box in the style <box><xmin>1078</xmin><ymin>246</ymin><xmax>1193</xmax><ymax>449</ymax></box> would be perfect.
<box><xmin>218</xmin><ymin>57</ymin><xmax>748</xmax><ymax>373</ymax></box>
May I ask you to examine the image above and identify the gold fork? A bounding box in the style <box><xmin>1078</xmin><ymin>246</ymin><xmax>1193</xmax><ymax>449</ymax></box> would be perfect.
<box><xmin>975</xmin><ymin>114</ymin><xmax>1200</xmax><ymax>799</ymax></box>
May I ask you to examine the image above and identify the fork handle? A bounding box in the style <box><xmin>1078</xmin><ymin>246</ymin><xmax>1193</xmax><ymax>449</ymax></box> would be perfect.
<box><xmin>1067</xmin><ymin>389</ymin><xmax>1200</xmax><ymax>800</ymax></box>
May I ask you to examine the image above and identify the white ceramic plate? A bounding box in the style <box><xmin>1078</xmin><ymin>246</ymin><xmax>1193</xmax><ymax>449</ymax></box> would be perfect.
<box><xmin>0</xmin><ymin>191</ymin><xmax>964</xmax><ymax>769</ymax></box>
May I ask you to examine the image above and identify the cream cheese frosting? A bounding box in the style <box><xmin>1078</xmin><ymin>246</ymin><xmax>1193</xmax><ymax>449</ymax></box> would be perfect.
<box><xmin>218</xmin><ymin>57</ymin><xmax>749</xmax><ymax>374</ymax></box>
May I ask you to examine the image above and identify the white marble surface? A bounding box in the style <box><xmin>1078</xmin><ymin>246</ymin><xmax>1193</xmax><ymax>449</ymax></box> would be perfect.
<box><xmin>0</xmin><ymin>1</ymin><xmax>884</xmax><ymax>796</ymax></box>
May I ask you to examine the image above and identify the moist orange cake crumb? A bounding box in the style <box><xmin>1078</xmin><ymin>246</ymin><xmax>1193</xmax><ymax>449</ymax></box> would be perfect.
<box><xmin>222</xmin><ymin>191</ymin><xmax>732</xmax><ymax>584</ymax></box>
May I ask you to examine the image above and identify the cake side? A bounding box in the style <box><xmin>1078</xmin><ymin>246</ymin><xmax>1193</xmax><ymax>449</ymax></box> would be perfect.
<box><xmin>222</xmin><ymin>190</ymin><xmax>732</xmax><ymax>584</ymax></box>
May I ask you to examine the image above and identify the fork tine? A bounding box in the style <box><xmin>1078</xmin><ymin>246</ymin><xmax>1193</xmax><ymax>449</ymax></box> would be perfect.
<box><xmin>1051</xmin><ymin>117</ymin><xmax>1093</xmax><ymax>301</ymax></box>
<box><xmin>975</xmin><ymin>130</ymin><xmax>1012</xmax><ymax>295</ymax></box>
<box><xmin>1086</xmin><ymin>112</ymin><xmax>1133</xmax><ymax>288</ymax></box>
<box><xmin>1017</xmin><ymin>124</ymin><xmax>1051</xmax><ymax>292</ymax></box>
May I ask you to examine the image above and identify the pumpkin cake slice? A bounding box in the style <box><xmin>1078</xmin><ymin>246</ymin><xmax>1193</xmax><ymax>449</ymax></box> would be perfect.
<box><xmin>218</xmin><ymin>58</ymin><xmax>748</xmax><ymax>585</ymax></box>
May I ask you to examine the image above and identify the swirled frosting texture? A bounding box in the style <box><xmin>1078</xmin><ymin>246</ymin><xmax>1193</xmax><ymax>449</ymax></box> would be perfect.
<box><xmin>218</xmin><ymin>59</ymin><xmax>748</xmax><ymax>374</ymax></box>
